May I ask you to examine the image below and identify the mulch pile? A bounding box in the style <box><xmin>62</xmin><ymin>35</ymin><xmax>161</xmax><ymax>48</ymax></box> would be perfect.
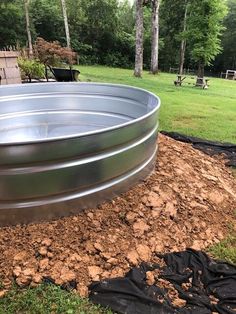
<box><xmin>0</xmin><ymin>134</ymin><xmax>235</xmax><ymax>299</ymax></box>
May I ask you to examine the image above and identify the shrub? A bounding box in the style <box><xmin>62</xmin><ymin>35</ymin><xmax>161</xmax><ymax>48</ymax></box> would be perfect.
<box><xmin>34</xmin><ymin>37</ymin><xmax>77</xmax><ymax>67</ymax></box>
<box><xmin>18</xmin><ymin>57</ymin><xmax>45</xmax><ymax>82</ymax></box>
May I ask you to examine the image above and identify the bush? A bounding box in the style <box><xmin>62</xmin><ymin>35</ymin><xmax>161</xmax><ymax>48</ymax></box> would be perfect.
<box><xmin>35</xmin><ymin>37</ymin><xmax>77</xmax><ymax>67</ymax></box>
<box><xmin>18</xmin><ymin>57</ymin><xmax>45</xmax><ymax>82</ymax></box>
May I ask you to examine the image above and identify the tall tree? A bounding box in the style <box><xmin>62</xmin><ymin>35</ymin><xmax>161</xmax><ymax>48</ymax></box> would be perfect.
<box><xmin>31</xmin><ymin>0</ymin><xmax>64</xmax><ymax>43</ymax></box>
<box><xmin>0</xmin><ymin>1</ymin><xmax>26</xmax><ymax>49</ymax></box>
<box><xmin>134</xmin><ymin>0</ymin><xmax>144</xmax><ymax>77</ymax></box>
<box><xmin>187</xmin><ymin>0</ymin><xmax>227</xmax><ymax>78</ymax></box>
<box><xmin>150</xmin><ymin>0</ymin><xmax>160</xmax><ymax>74</ymax></box>
<box><xmin>214</xmin><ymin>0</ymin><xmax>236</xmax><ymax>71</ymax></box>
<box><xmin>24</xmin><ymin>0</ymin><xmax>33</xmax><ymax>57</ymax></box>
<box><xmin>179</xmin><ymin>0</ymin><xmax>188</xmax><ymax>75</ymax></box>
<box><xmin>60</xmin><ymin>0</ymin><xmax>71</xmax><ymax>48</ymax></box>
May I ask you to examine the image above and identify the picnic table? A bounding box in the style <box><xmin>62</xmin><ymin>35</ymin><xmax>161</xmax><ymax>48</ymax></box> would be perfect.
<box><xmin>174</xmin><ymin>75</ymin><xmax>186</xmax><ymax>86</ymax></box>
<box><xmin>195</xmin><ymin>77</ymin><xmax>209</xmax><ymax>89</ymax></box>
<box><xmin>174</xmin><ymin>75</ymin><xmax>210</xmax><ymax>89</ymax></box>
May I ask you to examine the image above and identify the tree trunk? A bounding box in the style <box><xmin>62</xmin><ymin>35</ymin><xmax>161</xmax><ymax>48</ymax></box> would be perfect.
<box><xmin>134</xmin><ymin>0</ymin><xmax>144</xmax><ymax>78</ymax></box>
<box><xmin>61</xmin><ymin>0</ymin><xmax>71</xmax><ymax>48</ymax></box>
<box><xmin>24</xmin><ymin>0</ymin><xmax>33</xmax><ymax>58</ymax></box>
<box><xmin>197</xmin><ymin>62</ymin><xmax>204</xmax><ymax>78</ymax></box>
<box><xmin>179</xmin><ymin>1</ymin><xmax>188</xmax><ymax>75</ymax></box>
<box><xmin>150</xmin><ymin>0</ymin><xmax>160</xmax><ymax>74</ymax></box>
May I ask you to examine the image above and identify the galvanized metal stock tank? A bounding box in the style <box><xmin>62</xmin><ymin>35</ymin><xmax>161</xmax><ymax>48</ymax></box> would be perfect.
<box><xmin>0</xmin><ymin>83</ymin><xmax>160</xmax><ymax>226</ymax></box>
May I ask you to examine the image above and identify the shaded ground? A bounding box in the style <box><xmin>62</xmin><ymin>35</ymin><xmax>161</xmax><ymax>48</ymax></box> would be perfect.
<box><xmin>0</xmin><ymin>134</ymin><xmax>235</xmax><ymax>299</ymax></box>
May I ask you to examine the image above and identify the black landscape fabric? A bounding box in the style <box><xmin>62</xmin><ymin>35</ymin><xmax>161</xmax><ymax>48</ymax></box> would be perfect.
<box><xmin>89</xmin><ymin>249</ymin><xmax>236</xmax><ymax>314</ymax></box>
<box><xmin>161</xmin><ymin>131</ymin><xmax>236</xmax><ymax>167</ymax></box>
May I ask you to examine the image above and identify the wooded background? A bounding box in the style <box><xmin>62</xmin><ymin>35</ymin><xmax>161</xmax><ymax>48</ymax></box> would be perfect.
<box><xmin>0</xmin><ymin>0</ymin><xmax>235</xmax><ymax>75</ymax></box>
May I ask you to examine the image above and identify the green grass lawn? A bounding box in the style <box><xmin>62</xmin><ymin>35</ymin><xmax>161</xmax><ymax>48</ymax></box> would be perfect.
<box><xmin>78</xmin><ymin>65</ymin><xmax>236</xmax><ymax>144</ymax></box>
<box><xmin>0</xmin><ymin>66</ymin><xmax>235</xmax><ymax>313</ymax></box>
<box><xmin>0</xmin><ymin>284</ymin><xmax>112</xmax><ymax>314</ymax></box>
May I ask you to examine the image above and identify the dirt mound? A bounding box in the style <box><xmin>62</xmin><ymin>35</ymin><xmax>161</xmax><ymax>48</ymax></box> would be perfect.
<box><xmin>0</xmin><ymin>134</ymin><xmax>235</xmax><ymax>296</ymax></box>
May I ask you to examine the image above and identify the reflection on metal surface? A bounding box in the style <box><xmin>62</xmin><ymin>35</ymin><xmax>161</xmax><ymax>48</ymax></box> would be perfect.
<box><xmin>0</xmin><ymin>82</ymin><xmax>160</xmax><ymax>226</ymax></box>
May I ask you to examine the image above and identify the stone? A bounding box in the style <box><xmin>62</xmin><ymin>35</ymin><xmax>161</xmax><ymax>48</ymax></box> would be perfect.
<box><xmin>94</xmin><ymin>242</ymin><xmax>104</xmax><ymax>252</ymax></box>
<box><xmin>127</xmin><ymin>250</ymin><xmax>139</xmax><ymax>266</ymax></box>
<box><xmin>136</xmin><ymin>244</ymin><xmax>151</xmax><ymax>262</ymax></box>
<box><xmin>39</xmin><ymin>258</ymin><xmax>49</xmax><ymax>270</ymax></box>
<box><xmin>41</xmin><ymin>238</ymin><xmax>52</xmax><ymax>247</ymax></box>
<box><xmin>60</xmin><ymin>268</ymin><xmax>76</xmax><ymax>282</ymax></box>
<box><xmin>39</xmin><ymin>246</ymin><xmax>48</xmax><ymax>256</ymax></box>
<box><xmin>146</xmin><ymin>271</ymin><xmax>155</xmax><ymax>285</ymax></box>
<box><xmin>133</xmin><ymin>220</ymin><xmax>150</xmax><ymax>235</ymax></box>
<box><xmin>0</xmin><ymin>290</ymin><xmax>8</xmax><ymax>298</ymax></box>
<box><xmin>16</xmin><ymin>275</ymin><xmax>31</xmax><ymax>287</ymax></box>
<box><xmin>13</xmin><ymin>266</ymin><xmax>22</xmax><ymax>277</ymax></box>
<box><xmin>191</xmin><ymin>240</ymin><xmax>203</xmax><ymax>251</ymax></box>
<box><xmin>77</xmin><ymin>285</ymin><xmax>88</xmax><ymax>297</ymax></box>
<box><xmin>88</xmin><ymin>266</ymin><xmax>102</xmax><ymax>280</ymax></box>
<box><xmin>22</xmin><ymin>268</ymin><xmax>35</xmax><ymax>277</ymax></box>
<box><xmin>147</xmin><ymin>192</ymin><xmax>164</xmax><ymax>208</ymax></box>
<box><xmin>13</xmin><ymin>251</ymin><xmax>27</xmax><ymax>262</ymax></box>
<box><xmin>165</xmin><ymin>202</ymin><xmax>177</xmax><ymax>217</ymax></box>
<box><xmin>107</xmin><ymin>258</ymin><xmax>118</xmax><ymax>265</ymax></box>
<box><xmin>126</xmin><ymin>212</ymin><xmax>137</xmax><ymax>223</ymax></box>
<box><xmin>32</xmin><ymin>274</ymin><xmax>42</xmax><ymax>284</ymax></box>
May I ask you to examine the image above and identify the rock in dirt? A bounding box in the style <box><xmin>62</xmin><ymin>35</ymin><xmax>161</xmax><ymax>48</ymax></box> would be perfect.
<box><xmin>136</xmin><ymin>244</ymin><xmax>151</xmax><ymax>262</ymax></box>
<box><xmin>60</xmin><ymin>268</ymin><xmax>76</xmax><ymax>282</ymax></box>
<box><xmin>88</xmin><ymin>266</ymin><xmax>103</xmax><ymax>281</ymax></box>
<box><xmin>16</xmin><ymin>275</ymin><xmax>31</xmax><ymax>287</ymax></box>
<box><xmin>133</xmin><ymin>220</ymin><xmax>150</xmax><ymax>235</ymax></box>
<box><xmin>38</xmin><ymin>246</ymin><xmax>48</xmax><ymax>256</ymax></box>
<box><xmin>41</xmin><ymin>238</ymin><xmax>52</xmax><ymax>247</ymax></box>
<box><xmin>0</xmin><ymin>134</ymin><xmax>235</xmax><ymax>295</ymax></box>
<box><xmin>127</xmin><ymin>250</ymin><xmax>139</xmax><ymax>266</ymax></box>
<box><xmin>0</xmin><ymin>290</ymin><xmax>8</xmax><ymax>298</ymax></box>
<box><xmin>13</xmin><ymin>251</ymin><xmax>27</xmax><ymax>262</ymax></box>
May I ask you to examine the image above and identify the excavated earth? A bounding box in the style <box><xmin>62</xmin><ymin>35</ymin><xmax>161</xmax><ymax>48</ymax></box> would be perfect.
<box><xmin>0</xmin><ymin>134</ymin><xmax>235</xmax><ymax>299</ymax></box>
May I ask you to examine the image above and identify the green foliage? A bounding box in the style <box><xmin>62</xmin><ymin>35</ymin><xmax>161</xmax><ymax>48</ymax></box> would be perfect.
<box><xmin>18</xmin><ymin>57</ymin><xmax>45</xmax><ymax>81</ymax></box>
<box><xmin>214</xmin><ymin>0</ymin><xmax>236</xmax><ymax>71</ymax></box>
<box><xmin>0</xmin><ymin>284</ymin><xmax>112</xmax><ymax>314</ymax></box>
<box><xmin>187</xmin><ymin>0</ymin><xmax>228</xmax><ymax>67</ymax></box>
<box><xmin>159</xmin><ymin>0</ymin><xmax>188</xmax><ymax>70</ymax></box>
<box><xmin>0</xmin><ymin>0</ymin><xmax>234</xmax><ymax>72</ymax></box>
<box><xmin>0</xmin><ymin>1</ymin><xmax>26</xmax><ymax>48</ymax></box>
<box><xmin>30</xmin><ymin>0</ymin><xmax>65</xmax><ymax>43</ymax></box>
<box><xmin>208</xmin><ymin>235</ymin><xmax>236</xmax><ymax>265</ymax></box>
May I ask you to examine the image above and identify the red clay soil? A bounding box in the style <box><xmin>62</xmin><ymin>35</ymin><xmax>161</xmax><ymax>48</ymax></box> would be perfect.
<box><xmin>0</xmin><ymin>134</ymin><xmax>235</xmax><ymax>297</ymax></box>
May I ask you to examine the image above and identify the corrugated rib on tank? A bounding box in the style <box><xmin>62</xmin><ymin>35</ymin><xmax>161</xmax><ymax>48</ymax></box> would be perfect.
<box><xmin>0</xmin><ymin>82</ymin><xmax>160</xmax><ymax>226</ymax></box>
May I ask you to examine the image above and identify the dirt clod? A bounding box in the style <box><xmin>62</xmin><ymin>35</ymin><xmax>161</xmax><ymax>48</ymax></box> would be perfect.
<box><xmin>88</xmin><ymin>266</ymin><xmax>103</xmax><ymax>281</ymax></box>
<box><xmin>0</xmin><ymin>135</ymin><xmax>235</xmax><ymax>298</ymax></box>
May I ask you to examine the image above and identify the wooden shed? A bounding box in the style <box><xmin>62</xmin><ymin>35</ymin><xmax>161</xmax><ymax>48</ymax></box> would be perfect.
<box><xmin>0</xmin><ymin>51</ymin><xmax>21</xmax><ymax>85</ymax></box>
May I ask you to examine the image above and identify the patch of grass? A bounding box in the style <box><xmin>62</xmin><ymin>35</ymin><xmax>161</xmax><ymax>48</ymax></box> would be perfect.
<box><xmin>77</xmin><ymin>65</ymin><xmax>236</xmax><ymax>144</ymax></box>
<box><xmin>208</xmin><ymin>207</ymin><xmax>236</xmax><ymax>265</ymax></box>
<box><xmin>208</xmin><ymin>235</ymin><xmax>236</xmax><ymax>265</ymax></box>
<box><xmin>0</xmin><ymin>284</ymin><xmax>111</xmax><ymax>314</ymax></box>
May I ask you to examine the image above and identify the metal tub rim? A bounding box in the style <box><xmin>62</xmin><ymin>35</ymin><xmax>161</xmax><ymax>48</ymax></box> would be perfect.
<box><xmin>0</xmin><ymin>82</ymin><xmax>161</xmax><ymax>146</ymax></box>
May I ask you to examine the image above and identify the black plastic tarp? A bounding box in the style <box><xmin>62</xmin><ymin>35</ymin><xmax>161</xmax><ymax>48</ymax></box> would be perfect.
<box><xmin>161</xmin><ymin>131</ymin><xmax>236</xmax><ymax>167</ymax></box>
<box><xmin>89</xmin><ymin>249</ymin><xmax>236</xmax><ymax>314</ymax></box>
